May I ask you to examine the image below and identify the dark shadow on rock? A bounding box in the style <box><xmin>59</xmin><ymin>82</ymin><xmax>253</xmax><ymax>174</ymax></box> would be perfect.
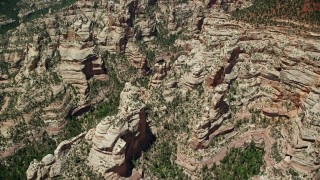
<box><xmin>197</xmin><ymin>17</ymin><xmax>205</xmax><ymax>31</ymax></box>
<box><xmin>122</xmin><ymin>122</ymin><xmax>156</xmax><ymax>178</ymax></box>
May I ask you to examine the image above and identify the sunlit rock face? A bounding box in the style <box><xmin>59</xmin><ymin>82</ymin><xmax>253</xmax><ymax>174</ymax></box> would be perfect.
<box><xmin>88</xmin><ymin>83</ymin><xmax>147</xmax><ymax>178</ymax></box>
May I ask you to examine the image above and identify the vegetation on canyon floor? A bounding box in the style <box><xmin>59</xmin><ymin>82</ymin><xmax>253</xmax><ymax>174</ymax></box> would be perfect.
<box><xmin>0</xmin><ymin>132</ymin><xmax>56</xmax><ymax>179</ymax></box>
<box><xmin>202</xmin><ymin>142</ymin><xmax>265</xmax><ymax>179</ymax></box>
<box><xmin>0</xmin><ymin>0</ymin><xmax>77</xmax><ymax>34</ymax></box>
<box><xmin>133</xmin><ymin>109</ymin><xmax>189</xmax><ymax>179</ymax></box>
<box><xmin>232</xmin><ymin>0</ymin><xmax>320</xmax><ymax>31</ymax></box>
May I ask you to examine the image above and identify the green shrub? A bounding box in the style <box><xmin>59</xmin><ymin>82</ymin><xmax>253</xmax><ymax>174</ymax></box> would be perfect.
<box><xmin>210</xmin><ymin>142</ymin><xmax>265</xmax><ymax>180</ymax></box>
<box><xmin>271</xmin><ymin>142</ymin><xmax>282</xmax><ymax>163</ymax></box>
<box><xmin>0</xmin><ymin>60</ymin><xmax>9</xmax><ymax>75</ymax></box>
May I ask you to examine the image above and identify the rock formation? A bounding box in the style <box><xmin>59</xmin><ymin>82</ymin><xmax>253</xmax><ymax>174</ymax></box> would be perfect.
<box><xmin>0</xmin><ymin>0</ymin><xmax>319</xmax><ymax>179</ymax></box>
<box><xmin>87</xmin><ymin>82</ymin><xmax>146</xmax><ymax>178</ymax></box>
<box><xmin>26</xmin><ymin>133</ymin><xmax>86</xmax><ymax>180</ymax></box>
<box><xmin>26</xmin><ymin>83</ymin><xmax>147</xmax><ymax>179</ymax></box>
